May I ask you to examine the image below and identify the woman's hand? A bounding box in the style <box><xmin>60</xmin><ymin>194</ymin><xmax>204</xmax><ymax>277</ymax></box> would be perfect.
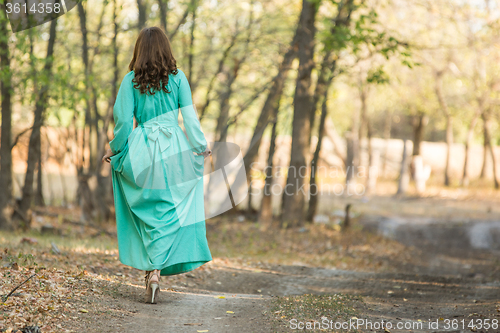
<box><xmin>102</xmin><ymin>148</ymin><xmax>113</xmax><ymax>163</ymax></box>
<box><xmin>201</xmin><ymin>147</ymin><xmax>212</xmax><ymax>159</ymax></box>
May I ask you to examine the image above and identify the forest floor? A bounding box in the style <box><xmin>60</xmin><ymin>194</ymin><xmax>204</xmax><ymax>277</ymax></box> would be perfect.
<box><xmin>1</xmin><ymin>191</ymin><xmax>499</xmax><ymax>333</ymax></box>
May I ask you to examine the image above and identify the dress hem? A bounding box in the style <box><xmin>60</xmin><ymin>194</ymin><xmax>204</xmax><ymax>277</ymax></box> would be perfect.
<box><xmin>118</xmin><ymin>257</ymin><xmax>212</xmax><ymax>276</ymax></box>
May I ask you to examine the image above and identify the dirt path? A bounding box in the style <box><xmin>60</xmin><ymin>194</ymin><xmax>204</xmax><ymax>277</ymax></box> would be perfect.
<box><xmin>120</xmin><ymin>289</ymin><xmax>271</xmax><ymax>333</ymax></box>
<box><xmin>112</xmin><ymin>250</ymin><xmax>498</xmax><ymax>333</ymax></box>
<box><xmin>108</xmin><ymin>209</ymin><xmax>499</xmax><ymax>332</ymax></box>
<box><xmin>2</xmin><ymin>196</ymin><xmax>498</xmax><ymax>333</ymax></box>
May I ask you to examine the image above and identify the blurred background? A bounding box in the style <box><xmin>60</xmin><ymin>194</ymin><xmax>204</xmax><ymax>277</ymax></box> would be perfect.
<box><xmin>2</xmin><ymin>0</ymin><xmax>500</xmax><ymax>229</ymax></box>
<box><xmin>1</xmin><ymin>0</ymin><xmax>500</xmax><ymax>331</ymax></box>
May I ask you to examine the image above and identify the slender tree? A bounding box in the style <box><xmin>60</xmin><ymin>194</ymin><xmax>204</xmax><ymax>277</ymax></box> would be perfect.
<box><xmin>0</xmin><ymin>1</ymin><xmax>12</xmax><ymax>228</ymax></box>
<box><xmin>281</xmin><ymin>0</ymin><xmax>319</xmax><ymax>227</ymax></box>
<box><xmin>187</xmin><ymin>0</ymin><xmax>198</xmax><ymax>82</ymax></box>
<box><xmin>198</xmin><ymin>31</ymin><xmax>240</xmax><ymax>120</ymax></box>
<box><xmin>137</xmin><ymin>0</ymin><xmax>148</xmax><ymax>30</ymax></box>
<box><xmin>259</xmin><ymin>105</ymin><xmax>279</xmax><ymax>226</ymax></box>
<box><xmin>158</xmin><ymin>0</ymin><xmax>168</xmax><ymax>33</ymax></box>
<box><xmin>412</xmin><ymin>111</ymin><xmax>427</xmax><ymax>157</ymax></box>
<box><xmin>306</xmin><ymin>70</ymin><xmax>335</xmax><ymax>222</ymax></box>
<box><xmin>434</xmin><ymin>69</ymin><xmax>453</xmax><ymax>187</ymax></box>
<box><xmin>481</xmin><ymin>110</ymin><xmax>499</xmax><ymax>189</ymax></box>
<box><xmin>215</xmin><ymin>4</ymin><xmax>255</xmax><ymax>142</ymax></box>
<box><xmin>242</xmin><ymin>28</ymin><xmax>299</xmax><ymax>180</ymax></box>
<box><xmin>16</xmin><ymin>17</ymin><xmax>58</xmax><ymax>228</ymax></box>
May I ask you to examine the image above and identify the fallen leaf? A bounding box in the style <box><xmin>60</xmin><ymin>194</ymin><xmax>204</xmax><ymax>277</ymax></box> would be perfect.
<box><xmin>184</xmin><ymin>323</ymin><xmax>202</xmax><ymax>326</ymax></box>
<box><xmin>226</xmin><ymin>311</ymin><xmax>234</xmax><ymax>314</ymax></box>
<box><xmin>197</xmin><ymin>330</ymin><xmax>209</xmax><ymax>332</ymax></box>
<box><xmin>20</xmin><ymin>237</ymin><xmax>38</xmax><ymax>244</ymax></box>
<box><xmin>79</xmin><ymin>309</ymin><xmax>88</xmax><ymax>313</ymax></box>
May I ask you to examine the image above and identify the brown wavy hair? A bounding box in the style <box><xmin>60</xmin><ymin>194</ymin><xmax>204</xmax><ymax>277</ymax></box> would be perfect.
<box><xmin>128</xmin><ymin>27</ymin><xmax>178</xmax><ymax>95</ymax></box>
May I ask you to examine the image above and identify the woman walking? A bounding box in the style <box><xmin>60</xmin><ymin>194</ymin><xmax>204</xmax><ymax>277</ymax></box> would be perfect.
<box><xmin>102</xmin><ymin>26</ymin><xmax>212</xmax><ymax>304</ymax></box>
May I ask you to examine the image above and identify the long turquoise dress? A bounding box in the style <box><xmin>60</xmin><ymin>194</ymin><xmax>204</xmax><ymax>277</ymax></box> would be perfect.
<box><xmin>108</xmin><ymin>69</ymin><xmax>212</xmax><ymax>276</ymax></box>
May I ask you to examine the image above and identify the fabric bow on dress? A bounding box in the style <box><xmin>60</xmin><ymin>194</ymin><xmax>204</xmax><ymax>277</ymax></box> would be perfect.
<box><xmin>146</xmin><ymin>122</ymin><xmax>174</xmax><ymax>152</ymax></box>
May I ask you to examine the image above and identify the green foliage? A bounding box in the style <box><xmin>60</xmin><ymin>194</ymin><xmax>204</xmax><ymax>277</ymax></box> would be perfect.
<box><xmin>2</xmin><ymin>250</ymin><xmax>37</xmax><ymax>268</ymax></box>
<box><xmin>366</xmin><ymin>65</ymin><xmax>389</xmax><ymax>84</ymax></box>
<box><xmin>318</xmin><ymin>0</ymin><xmax>417</xmax><ymax>83</ymax></box>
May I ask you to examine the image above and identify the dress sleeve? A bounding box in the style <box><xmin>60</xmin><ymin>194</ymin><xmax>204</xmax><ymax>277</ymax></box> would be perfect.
<box><xmin>178</xmin><ymin>70</ymin><xmax>208</xmax><ymax>154</ymax></box>
<box><xmin>109</xmin><ymin>72</ymin><xmax>135</xmax><ymax>155</ymax></box>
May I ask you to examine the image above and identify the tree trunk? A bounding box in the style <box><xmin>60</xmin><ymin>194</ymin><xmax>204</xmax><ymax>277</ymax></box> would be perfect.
<box><xmin>489</xmin><ymin>144</ymin><xmax>499</xmax><ymax>189</ymax></box>
<box><xmin>358</xmin><ymin>83</ymin><xmax>369</xmax><ymax>185</ymax></box>
<box><xmin>77</xmin><ymin>2</ymin><xmax>97</xmax><ymax>222</ymax></box>
<box><xmin>90</xmin><ymin>87</ymin><xmax>100</xmax><ymax>172</ymax></box>
<box><xmin>396</xmin><ymin>140</ymin><xmax>410</xmax><ymax>196</ymax></box>
<box><xmin>168</xmin><ymin>5</ymin><xmax>191</xmax><ymax>41</ymax></box>
<box><xmin>215</xmin><ymin>70</ymin><xmax>238</xmax><ymax>142</ymax></box>
<box><xmin>16</xmin><ymin>17</ymin><xmax>58</xmax><ymax>229</ymax></box>
<box><xmin>306</xmin><ymin>75</ymin><xmax>332</xmax><ymax>222</ymax></box>
<box><xmin>34</xmin><ymin>145</ymin><xmax>45</xmax><ymax>206</ymax></box>
<box><xmin>308</xmin><ymin>0</ymin><xmax>353</xmax><ymax>198</ymax></box>
<box><xmin>382</xmin><ymin>110</ymin><xmax>392</xmax><ymax>177</ymax></box>
<box><xmin>281</xmin><ymin>0</ymin><xmax>318</xmax><ymax>227</ymax></box>
<box><xmin>198</xmin><ymin>32</ymin><xmax>239</xmax><ymax>120</ymax></box>
<box><xmin>412</xmin><ymin>113</ymin><xmax>427</xmax><ymax>157</ymax></box>
<box><xmin>77</xmin><ymin>1</ymin><xmax>90</xmax><ymax>176</ymax></box>
<box><xmin>435</xmin><ymin>71</ymin><xmax>453</xmax><ymax>187</ymax></box>
<box><xmin>137</xmin><ymin>0</ymin><xmax>148</xmax><ymax>30</ymax></box>
<box><xmin>308</xmin><ymin>51</ymin><xmax>332</xmax><ymax>147</ymax></box>
<box><xmin>324</xmin><ymin>118</ymin><xmax>346</xmax><ymax>166</ymax></box>
<box><xmin>480</xmin><ymin>120</ymin><xmax>490</xmax><ymax>179</ymax></box>
<box><xmin>187</xmin><ymin>0</ymin><xmax>197</xmax><ymax>83</ymax></box>
<box><xmin>348</xmin><ymin>101</ymin><xmax>360</xmax><ymax>187</ymax></box>
<box><xmin>359</xmin><ymin>84</ymin><xmax>368</xmax><ymax>144</ymax></box>
<box><xmin>242</xmin><ymin>27</ymin><xmax>299</xmax><ymax>180</ymax></box>
<box><xmin>444</xmin><ymin>114</ymin><xmax>453</xmax><ymax>186</ymax></box>
<box><xmin>345</xmin><ymin>132</ymin><xmax>357</xmax><ymax>185</ymax></box>
<box><xmin>78</xmin><ymin>2</ymin><xmax>102</xmax><ymax>173</ymax></box>
<box><xmin>461</xmin><ymin>108</ymin><xmax>481</xmax><ymax>187</ymax></box>
<box><xmin>365</xmin><ymin>117</ymin><xmax>377</xmax><ymax>194</ymax></box>
<box><xmin>0</xmin><ymin>4</ymin><xmax>13</xmax><ymax>229</ymax></box>
<box><xmin>93</xmin><ymin>0</ymin><xmax>121</xmax><ymax>223</ymax></box>
<box><xmin>215</xmin><ymin>8</ymin><xmax>253</xmax><ymax>142</ymax></box>
<box><xmin>158</xmin><ymin>0</ymin><xmax>168</xmax><ymax>33</ymax></box>
<box><xmin>482</xmin><ymin>111</ymin><xmax>499</xmax><ymax>189</ymax></box>
<box><xmin>259</xmin><ymin>112</ymin><xmax>279</xmax><ymax>227</ymax></box>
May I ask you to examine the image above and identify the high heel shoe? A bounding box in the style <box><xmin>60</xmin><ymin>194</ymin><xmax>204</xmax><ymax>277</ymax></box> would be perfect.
<box><xmin>144</xmin><ymin>269</ymin><xmax>161</xmax><ymax>304</ymax></box>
